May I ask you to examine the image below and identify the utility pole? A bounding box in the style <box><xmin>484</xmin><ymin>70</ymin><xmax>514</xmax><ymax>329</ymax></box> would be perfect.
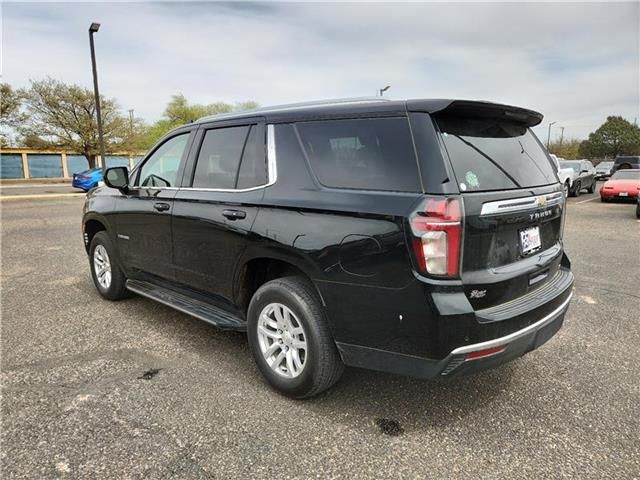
<box><xmin>128</xmin><ymin>109</ymin><xmax>134</xmax><ymax>135</ymax></box>
<box><xmin>89</xmin><ymin>22</ymin><xmax>106</xmax><ymax>172</ymax></box>
<box><xmin>546</xmin><ymin>121</ymin><xmax>557</xmax><ymax>149</ymax></box>
<box><xmin>378</xmin><ymin>85</ymin><xmax>390</xmax><ymax>97</ymax></box>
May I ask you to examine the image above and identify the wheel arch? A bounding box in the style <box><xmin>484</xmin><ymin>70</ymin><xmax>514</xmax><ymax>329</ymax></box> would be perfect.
<box><xmin>234</xmin><ymin>250</ymin><xmax>326</xmax><ymax>315</ymax></box>
<box><xmin>83</xmin><ymin>215</ymin><xmax>109</xmax><ymax>254</ymax></box>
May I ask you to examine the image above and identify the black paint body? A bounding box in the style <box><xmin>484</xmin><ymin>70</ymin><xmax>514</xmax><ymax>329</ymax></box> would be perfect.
<box><xmin>83</xmin><ymin>99</ymin><xmax>574</xmax><ymax>379</ymax></box>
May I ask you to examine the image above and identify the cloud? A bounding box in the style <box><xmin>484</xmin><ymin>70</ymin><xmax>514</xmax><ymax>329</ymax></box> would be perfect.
<box><xmin>3</xmin><ymin>1</ymin><xmax>638</xmax><ymax>140</ymax></box>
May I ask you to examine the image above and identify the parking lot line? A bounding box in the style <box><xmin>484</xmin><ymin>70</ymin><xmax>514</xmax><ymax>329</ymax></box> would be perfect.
<box><xmin>574</xmin><ymin>197</ymin><xmax>598</xmax><ymax>204</ymax></box>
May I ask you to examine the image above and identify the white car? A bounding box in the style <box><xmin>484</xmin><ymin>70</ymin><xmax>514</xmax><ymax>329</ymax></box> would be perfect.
<box><xmin>550</xmin><ymin>154</ymin><xmax>574</xmax><ymax>197</ymax></box>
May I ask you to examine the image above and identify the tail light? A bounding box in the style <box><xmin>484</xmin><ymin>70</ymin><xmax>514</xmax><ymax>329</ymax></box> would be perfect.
<box><xmin>409</xmin><ymin>197</ymin><xmax>462</xmax><ymax>277</ymax></box>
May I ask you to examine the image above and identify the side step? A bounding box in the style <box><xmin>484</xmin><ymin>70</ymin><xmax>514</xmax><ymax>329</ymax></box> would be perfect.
<box><xmin>126</xmin><ymin>279</ymin><xmax>246</xmax><ymax>331</ymax></box>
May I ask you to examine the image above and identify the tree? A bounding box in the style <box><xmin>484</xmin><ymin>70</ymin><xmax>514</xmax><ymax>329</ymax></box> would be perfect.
<box><xmin>18</xmin><ymin>78</ymin><xmax>131</xmax><ymax>167</ymax></box>
<box><xmin>1</xmin><ymin>82</ymin><xmax>24</xmax><ymax>146</ymax></box>
<box><xmin>579</xmin><ymin>116</ymin><xmax>640</xmax><ymax>159</ymax></box>
<box><xmin>548</xmin><ymin>138</ymin><xmax>581</xmax><ymax>159</ymax></box>
<box><xmin>144</xmin><ymin>95</ymin><xmax>259</xmax><ymax>147</ymax></box>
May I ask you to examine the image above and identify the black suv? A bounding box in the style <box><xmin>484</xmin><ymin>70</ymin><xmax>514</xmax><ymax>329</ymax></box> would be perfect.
<box><xmin>612</xmin><ymin>155</ymin><xmax>640</xmax><ymax>174</ymax></box>
<box><xmin>83</xmin><ymin>98</ymin><xmax>574</xmax><ymax>398</ymax></box>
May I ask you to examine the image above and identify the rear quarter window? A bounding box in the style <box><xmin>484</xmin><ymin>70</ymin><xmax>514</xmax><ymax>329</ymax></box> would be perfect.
<box><xmin>435</xmin><ymin>115</ymin><xmax>557</xmax><ymax>192</ymax></box>
<box><xmin>296</xmin><ymin>117</ymin><xmax>421</xmax><ymax>192</ymax></box>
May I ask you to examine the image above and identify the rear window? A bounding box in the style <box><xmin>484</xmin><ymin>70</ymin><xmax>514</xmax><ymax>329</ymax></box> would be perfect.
<box><xmin>560</xmin><ymin>161</ymin><xmax>580</xmax><ymax>172</ymax></box>
<box><xmin>435</xmin><ymin>116</ymin><xmax>557</xmax><ymax>192</ymax></box>
<box><xmin>296</xmin><ymin>117</ymin><xmax>421</xmax><ymax>192</ymax></box>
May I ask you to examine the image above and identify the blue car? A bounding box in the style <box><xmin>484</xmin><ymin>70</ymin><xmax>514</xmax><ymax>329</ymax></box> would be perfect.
<box><xmin>72</xmin><ymin>167</ymin><xmax>103</xmax><ymax>191</ymax></box>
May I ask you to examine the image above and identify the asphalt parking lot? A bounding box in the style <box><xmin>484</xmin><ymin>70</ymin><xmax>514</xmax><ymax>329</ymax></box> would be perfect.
<box><xmin>1</xmin><ymin>185</ymin><xmax>639</xmax><ymax>479</ymax></box>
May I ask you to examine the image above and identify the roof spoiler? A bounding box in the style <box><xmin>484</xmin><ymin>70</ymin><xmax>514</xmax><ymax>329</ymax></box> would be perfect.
<box><xmin>408</xmin><ymin>99</ymin><xmax>544</xmax><ymax>127</ymax></box>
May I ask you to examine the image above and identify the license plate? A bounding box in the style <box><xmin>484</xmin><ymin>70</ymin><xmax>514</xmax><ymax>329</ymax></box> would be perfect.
<box><xmin>619</xmin><ymin>192</ymin><xmax>628</xmax><ymax>197</ymax></box>
<box><xmin>520</xmin><ymin>226</ymin><xmax>542</xmax><ymax>255</ymax></box>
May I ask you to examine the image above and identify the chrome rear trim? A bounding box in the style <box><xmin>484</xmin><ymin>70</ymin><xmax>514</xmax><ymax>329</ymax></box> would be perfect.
<box><xmin>480</xmin><ymin>191</ymin><xmax>564</xmax><ymax>216</ymax></box>
<box><xmin>450</xmin><ymin>293</ymin><xmax>573</xmax><ymax>356</ymax></box>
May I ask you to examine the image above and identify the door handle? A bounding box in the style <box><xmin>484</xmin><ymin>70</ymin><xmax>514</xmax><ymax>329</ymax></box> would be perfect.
<box><xmin>222</xmin><ymin>209</ymin><xmax>247</xmax><ymax>220</ymax></box>
<box><xmin>153</xmin><ymin>202</ymin><xmax>171</xmax><ymax>212</ymax></box>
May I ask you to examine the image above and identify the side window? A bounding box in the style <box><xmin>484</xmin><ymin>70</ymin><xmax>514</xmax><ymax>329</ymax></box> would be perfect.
<box><xmin>295</xmin><ymin>117</ymin><xmax>421</xmax><ymax>192</ymax></box>
<box><xmin>137</xmin><ymin>133</ymin><xmax>189</xmax><ymax>187</ymax></box>
<box><xmin>237</xmin><ymin>125</ymin><xmax>267</xmax><ymax>189</ymax></box>
<box><xmin>192</xmin><ymin>124</ymin><xmax>267</xmax><ymax>190</ymax></box>
<box><xmin>192</xmin><ymin>126</ymin><xmax>249</xmax><ymax>189</ymax></box>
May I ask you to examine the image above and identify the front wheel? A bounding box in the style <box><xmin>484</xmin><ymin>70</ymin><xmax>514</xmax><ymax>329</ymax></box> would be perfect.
<box><xmin>247</xmin><ymin>276</ymin><xmax>344</xmax><ymax>398</ymax></box>
<box><xmin>89</xmin><ymin>231</ymin><xmax>128</xmax><ymax>300</ymax></box>
<box><xmin>563</xmin><ymin>182</ymin><xmax>570</xmax><ymax>198</ymax></box>
<box><xmin>587</xmin><ymin>181</ymin><xmax>596</xmax><ymax>194</ymax></box>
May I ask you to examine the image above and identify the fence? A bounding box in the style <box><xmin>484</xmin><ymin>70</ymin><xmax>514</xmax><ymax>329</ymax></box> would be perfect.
<box><xmin>0</xmin><ymin>149</ymin><xmax>146</xmax><ymax>180</ymax></box>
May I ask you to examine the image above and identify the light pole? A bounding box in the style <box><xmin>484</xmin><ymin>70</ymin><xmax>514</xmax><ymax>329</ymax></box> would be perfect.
<box><xmin>128</xmin><ymin>109</ymin><xmax>134</xmax><ymax>135</ymax></box>
<box><xmin>89</xmin><ymin>22</ymin><xmax>106</xmax><ymax>172</ymax></box>
<box><xmin>546</xmin><ymin>121</ymin><xmax>557</xmax><ymax>149</ymax></box>
<box><xmin>379</xmin><ymin>85</ymin><xmax>390</xmax><ymax>97</ymax></box>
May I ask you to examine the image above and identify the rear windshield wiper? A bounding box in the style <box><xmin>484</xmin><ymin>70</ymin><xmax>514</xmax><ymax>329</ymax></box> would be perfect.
<box><xmin>451</xmin><ymin>134</ymin><xmax>521</xmax><ymax>189</ymax></box>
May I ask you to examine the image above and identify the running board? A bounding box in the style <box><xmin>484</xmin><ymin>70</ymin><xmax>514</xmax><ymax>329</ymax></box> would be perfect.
<box><xmin>126</xmin><ymin>279</ymin><xmax>246</xmax><ymax>331</ymax></box>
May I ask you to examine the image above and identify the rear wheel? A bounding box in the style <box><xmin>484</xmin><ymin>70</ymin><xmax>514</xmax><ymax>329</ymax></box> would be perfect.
<box><xmin>636</xmin><ymin>202</ymin><xmax>640</xmax><ymax>219</ymax></box>
<box><xmin>247</xmin><ymin>276</ymin><xmax>344</xmax><ymax>398</ymax></box>
<box><xmin>89</xmin><ymin>231</ymin><xmax>128</xmax><ymax>300</ymax></box>
<box><xmin>570</xmin><ymin>181</ymin><xmax>581</xmax><ymax>197</ymax></box>
<box><xmin>587</xmin><ymin>181</ymin><xmax>596</xmax><ymax>194</ymax></box>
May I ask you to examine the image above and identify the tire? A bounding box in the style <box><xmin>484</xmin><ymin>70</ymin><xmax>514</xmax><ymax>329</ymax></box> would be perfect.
<box><xmin>600</xmin><ymin>196</ymin><xmax>606</xmax><ymax>203</ymax></box>
<box><xmin>89</xmin><ymin>231</ymin><xmax>128</xmax><ymax>300</ymax></box>
<box><xmin>636</xmin><ymin>202</ymin><xmax>640</xmax><ymax>219</ymax></box>
<box><xmin>247</xmin><ymin>276</ymin><xmax>344</xmax><ymax>398</ymax></box>
<box><xmin>587</xmin><ymin>181</ymin><xmax>596</xmax><ymax>194</ymax></box>
<box><xmin>563</xmin><ymin>182</ymin><xmax>570</xmax><ymax>198</ymax></box>
<box><xmin>570</xmin><ymin>181</ymin><xmax>580</xmax><ymax>197</ymax></box>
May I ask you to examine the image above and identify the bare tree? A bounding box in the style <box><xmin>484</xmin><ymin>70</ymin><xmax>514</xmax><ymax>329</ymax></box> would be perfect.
<box><xmin>19</xmin><ymin>78</ymin><xmax>131</xmax><ymax>167</ymax></box>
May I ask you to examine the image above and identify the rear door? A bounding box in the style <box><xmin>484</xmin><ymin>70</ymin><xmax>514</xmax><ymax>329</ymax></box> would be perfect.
<box><xmin>433</xmin><ymin>113</ymin><xmax>565</xmax><ymax>309</ymax></box>
<box><xmin>171</xmin><ymin>118</ymin><xmax>267</xmax><ymax>302</ymax></box>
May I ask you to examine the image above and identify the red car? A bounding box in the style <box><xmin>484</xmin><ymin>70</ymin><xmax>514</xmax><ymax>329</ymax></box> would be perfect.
<box><xmin>600</xmin><ymin>169</ymin><xmax>640</xmax><ymax>201</ymax></box>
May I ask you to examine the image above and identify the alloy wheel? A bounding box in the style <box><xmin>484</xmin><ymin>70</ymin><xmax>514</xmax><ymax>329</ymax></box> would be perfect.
<box><xmin>256</xmin><ymin>302</ymin><xmax>307</xmax><ymax>378</ymax></box>
<box><xmin>93</xmin><ymin>244</ymin><xmax>112</xmax><ymax>289</ymax></box>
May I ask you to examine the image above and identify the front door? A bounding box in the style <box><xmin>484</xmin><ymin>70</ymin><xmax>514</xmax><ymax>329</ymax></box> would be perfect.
<box><xmin>114</xmin><ymin>130</ymin><xmax>193</xmax><ymax>280</ymax></box>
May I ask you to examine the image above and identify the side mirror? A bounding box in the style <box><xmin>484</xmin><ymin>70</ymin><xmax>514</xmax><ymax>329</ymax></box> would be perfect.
<box><xmin>581</xmin><ymin>169</ymin><xmax>589</xmax><ymax>173</ymax></box>
<box><xmin>104</xmin><ymin>167</ymin><xmax>129</xmax><ymax>191</ymax></box>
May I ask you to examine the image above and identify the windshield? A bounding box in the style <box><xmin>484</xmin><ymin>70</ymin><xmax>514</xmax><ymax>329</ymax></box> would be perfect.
<box><xmin>435</xmin><ymin>116</ymin><xmax>556</xmax><ymax>192</ymax></box>
<box><xmin>560</xmin><ymin>161</ymin><xmax>580</xmax><ymax>172</ymax></box>
<box><xmin>597</xmin><ymin>162</ymin><xmax>613</xmax><ymax>169</ymax></box>
<box><xmin>611</xmin><ymin>170</ymin><xmax>640</xmax><ymax>180</ymax></box>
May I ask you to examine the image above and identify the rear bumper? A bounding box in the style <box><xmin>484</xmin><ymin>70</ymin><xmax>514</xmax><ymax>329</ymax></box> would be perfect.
<box><xmin>600</xmin><ymin>191</ymin><xmax>638</xmax><ymax>199</ymax></box>
<box><xmin>336</xmin><ymin>280</ymin><xmax>573</xmax><ymax>380</ymax></box>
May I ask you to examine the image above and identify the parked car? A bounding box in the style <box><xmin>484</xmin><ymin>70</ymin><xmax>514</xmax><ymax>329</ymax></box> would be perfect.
<box><xmin>599</xmin><ymin>169</ymin><xmax>640</xmax><ymax>202</ymax></box>
<box><xmin>559</xmin><ymin>160</ymin><xmax>596</xmax><ymax>196</ymax></box>
<box><xmin>595</xmin><ymin>161</ymin><xmax>614</xmax><ymax>180</ymax></box>
<box><xmin>72</xmin><ymin>167</ymin><xmax>103</xmax><ymax>191</ymax></box>
<box><xmin>82</xmin><ymin>98</ymin><xmax>574</xmax><ymax>398</ymax></box>
<box><xmin>550</xmin><ymin>154</ymin><xmax>574</xmax><ymax>197</ymax></box>
<box><xmin>612</xmin><ymin>155</ymin><xmax>640</xmax><ymax>174</ymax></box>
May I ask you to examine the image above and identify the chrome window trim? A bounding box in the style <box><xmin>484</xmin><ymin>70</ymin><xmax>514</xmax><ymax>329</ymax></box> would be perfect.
<box><xmin>480</xmin><ymin>191</ymin><xmax>564</xmax><ymax>216</ymax></box>
<box><xmin>131</xmin><ymin>124</ymin><xmax>277</xmax><ymax>194</ymax></box>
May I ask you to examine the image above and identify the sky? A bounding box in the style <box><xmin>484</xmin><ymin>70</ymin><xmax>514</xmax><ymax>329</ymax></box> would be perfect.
<box><xmin>2</xmin><ymin>1</ymin><xmax>639</xmax><ymax>141</ymax></box>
